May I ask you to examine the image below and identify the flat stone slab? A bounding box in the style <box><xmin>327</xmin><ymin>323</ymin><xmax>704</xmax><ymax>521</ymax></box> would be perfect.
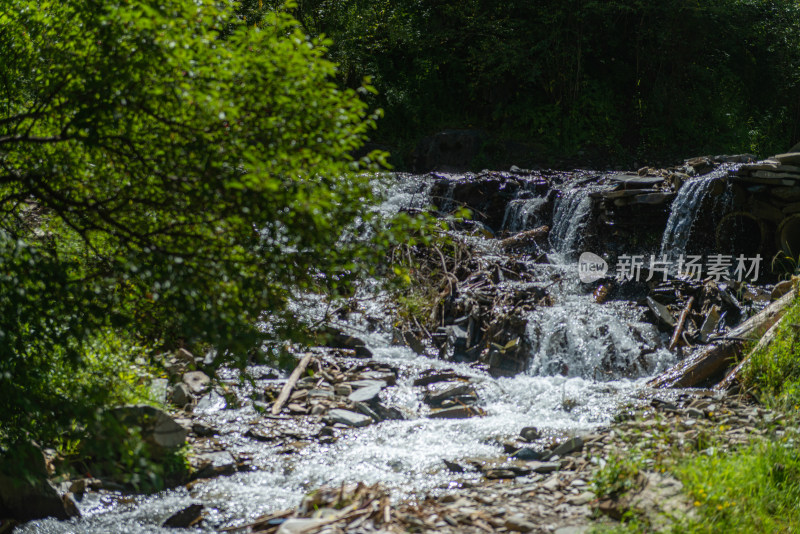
<box><xmin>605</xmin><ymin>174</ymin><xmax>665</xmax><ymax>186</ymax></box>
<box><xmin>348</xmin><ymin>384</ymin><xmax>382</xmax><ymax>403</ymax></box>
<box><xmin>328</xmin><ymin>409</ymin><xmax>373</xmax><ymax>427</ymax></box>
<box><xmin>427</xmin><ymin>405</ymin><xmax>484</xmax><ymax>419</ymax></box>
<box><xmin>773</xmin><ymin>152</ymin><xmax>800</xmax><ymax>165</ymax></box>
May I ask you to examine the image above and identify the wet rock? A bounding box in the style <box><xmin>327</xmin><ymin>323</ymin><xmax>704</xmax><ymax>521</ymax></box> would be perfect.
<box><xmin>345</xmin><ymin>379</ymin><xmax>387</xmax><ymax>390</ymax></box>
<box><xmin>443</xmin><ymin>459</ymin><xmax>465</xmax><ymax>473</ymax></box>
<box><xmin>319</xmin><ymin>327</ymin><xmax>372</xmax><ymax>358</ymax></box>
<box><xmin>551</xmin><ymin>437</ymin><xmax>584</xmax><ymax>457</ymax></box>
<box><xmin>512</xmin><ymin>448</ymin><xmax>548</xmax><ymax>461</ymax></box>
<box><xmin>413</xmin><ymin>369</ymin><xmax>471</xmax><ymax>387</ymax></box>
<box><xmin>191</xmin><ymin>422</ymin><xmax>216</xmax><ymax>437</ymax></box>
<box><xmin>348</xmin><ymin>384</ymin><xmax>383</xmax><ymax>403</ymax></box>
<box><xmin>287</xmin><ymin>403</ymin><xmax>308</xmax><ymax>415</ymax></box>
<box><xmin>423</xmin><ymin>382</ymin><xmax>475</xmax><ymax>407</ymax></box>
<box><xmin>520</xmin><ymin>427</ymin><xmax>542</xmax><ymax>442</ymax></box>
<box><xmin>193</xmin><ymin>451</ymin><xmax>237</xmax><ymax>479</ymax></box>
<box><xmin>427</xmin><ymin>406</ymin><xmax>485</xmax><ymax>419</ymax></box>
<box><xmin>328</xmin><ymin>409</ymin><xmax>373</xmax><ymax>427</ymax></box>
<box><xmin>504</xmin><ymin>513</ymin><xmax>536</xmax><ymax>532</ymax></box>
<box><xmin>529</xmin><ymin>461</ymin><xmax>560</xmax><ymax>474</ymax></box>
<box><xmin>485</xmin><ymin>469</ymin><xmax>518</xmax><ymax>480</ymax></box>
<box><xmin>171</xmin><ymin>383</ymin><xmax>192</xmax><ymax>407</ymax></box>
<box><xmin>0</xmin><ymin>444</ymin><xmax>78</xmax><ymax>521</ymax></box>
<box><xmin>183</xmin><ymin>371</ymin><xmax>211</xmax><ymax>394</ymax></box>
<box><xmin>195</xmin><ymin>390</ymin><xmax>227</xmax><ymax>414</ymax></box>
<box><xmin>646</xmin><ymin>297</ymin><xmax>676</xmax><ymax>328</ymax></box>
<box><xmin>162</xmin><ymin>504</ymin><xmax>204</xmax><ymax>528</ymax></box>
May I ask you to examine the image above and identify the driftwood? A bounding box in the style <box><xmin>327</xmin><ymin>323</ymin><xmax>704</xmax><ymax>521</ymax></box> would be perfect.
<box><xmin>499</xmin><ymin>225</ymin><xmax>549</xmax><ymax>251</ymax></box>
<box><xmin>271</xmin><ymin>353</ymin><xmax>313</xmax><ymax>415</ymax></box>
<box><xmin>649</xmin><ymin>287</ymin><xmax>796</xmax><ymax>389</ymax></box>
<box><xmin>668</xmin><ymin>297</ymin><xmax>694</xmax><ymax>351</ymax></box>
<box><xmin>714</xmin><ymin>311</ymin><xmax>790</xmax><ymax>391</ymax></box>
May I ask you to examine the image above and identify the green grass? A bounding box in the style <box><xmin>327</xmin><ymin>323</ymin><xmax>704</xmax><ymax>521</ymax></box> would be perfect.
<box><xmin>743</xmin><ymin>284</ymin><xmax>800</xmax><ymax>410</ymax></box>
<box><xmin>671</xmin><ymin>436</ymin><xmax>800</xmax><ymax>533</ymax></box>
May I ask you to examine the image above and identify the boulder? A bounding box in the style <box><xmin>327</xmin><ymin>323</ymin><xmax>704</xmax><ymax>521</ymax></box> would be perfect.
<box><xmin>109</xmin><ymin>405</ymin><xmax>187</xmax><ymax>450</ymax></box>
<box><xmin>182</xmin><ymin>371</ymin><xmax>210</xmax><ymax>394</ymax></box>
<box><xmin>171</xmin><ymin>383</ymin><xmax>192</xmax><ymax>407</ymax></box>
<box><xmin>0</xmin><ymin>444</ymin><xmax>78</xmax><ymax>521</ymax></box>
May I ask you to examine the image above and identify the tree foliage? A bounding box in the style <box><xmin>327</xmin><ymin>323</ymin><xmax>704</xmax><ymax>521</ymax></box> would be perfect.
<box><xmin>0</xmin><ymin>0</ymin><xmax>391</xmax><ymax>446</ymax></box>
<box><xmin>253</xmin><ymin>0</ymin><xmax>800</xmax><ymax>165</ymax></box>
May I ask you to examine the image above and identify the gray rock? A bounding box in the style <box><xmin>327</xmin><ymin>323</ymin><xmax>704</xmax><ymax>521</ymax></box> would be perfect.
<box><xmin>171</xmin><ymin>383</ymin><xmax>192</xmax><ymax>407</ymax></box>
<box><xmin>485</xmin><ymin>469</ymin><xmax>517</xmax><ymax>480</ymax></box>
<box><xmin>348</xmin><ymin>384</ymin><xmax>382</xmax><ymax>403</ymax></box>
<box><xmin>423</xmin><ymin>382</ymin><xmax>475</xmax><ymax>406</ymax></box>
<box><xmin>504</xmin><ymin>513</ymin><xmax>536</xmax><ymax>532</ymax></box>
<box><xmin>427</xmin><ymin>406</ymin><xmax>481</xmax><ymax>419</ymax></box>
<box><xmin>110</xmin><ymin>405</ymin><xmax>187</xmax><ymax>449</ymax></box>
<box><xmin>551</xmin><ymin>436</ymin><xmax>584</xmax><ymax>457</ymax></box>
<box><xmin>149</xmin><ymin>378</ymin><xmax>169</xmax><ymax>404</ymax></box>
<box><xmin>530</xmin><ymin>461</ymin><xmax>560</xmax><ymax>474</ymax></box>
<box><xmin>194</xmin><ymin>451</ymin><xmax>237</xmax><ymax>479</ymax></box>
<box><xmin>0</xmin><ymin>445</ymin><xmax>77</xmax><ymax>521</ymax></box>
<box><xmin>554</xmin><ymin>526</ymin><xmax>590</xmax><ymax>534</ymax></box>
<box><xmin>328</xmin><ymin>409</ymin><xmax>373</xmax><ymax>427</ymax></box>
<box><xmin>646</xmin><ymin>297</ymin><xmax>676</xmax><ymax>327</ymax></box>
<box><xmin>345</xmin><ymin>379</ymin><xmax>387</xmax><ymax>390</ymax></box>
<box><xmin>195</xmin><ymin>390</ymin><xmax>227</xmax><ymax>414</ymax></box>
<box><xmin>512</xmin><ymin>448</ymin><xmax>548</xmax><ymax>461</ymax></box>
<box><xmin>183</xmin><ymin>371</ymin><xmax>211</xmax><ymax>394</ymax></box>
<box><xmin>162</xmin><ymin>503</ymin><xmax>204</xmax><ymax>528</ymax></box>
<box><xmin>520</xmin><ymin>426</ymin><xmax>542</xmax><ymax>442</ymax></box>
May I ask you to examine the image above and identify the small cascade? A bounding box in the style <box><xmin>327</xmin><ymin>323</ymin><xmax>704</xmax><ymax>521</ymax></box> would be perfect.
<box><xmin>501</xmin><ymin>197</ymin><xmax>547</xmax><ymax>233</ymax></box>
<box><xmin>659</xmin><ymin>167</ymin><xmax>730</xmax><ymax>259</ymax></box>
<box><xmin>549</xmin><ymin>187</ymin><xmax>592</xmax><ymax>256</ymax></box>
<box><xmin>524</xmin><ymin>284</ymin><xmax>673</xmax><ymax>380</ymax></box>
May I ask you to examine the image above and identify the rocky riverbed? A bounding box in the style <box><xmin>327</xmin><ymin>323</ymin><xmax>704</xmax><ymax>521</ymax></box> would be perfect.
<box><xmin>7</xmin><ymin>153</ymin><xmax>800</xmax><ymax>533</ymax></box>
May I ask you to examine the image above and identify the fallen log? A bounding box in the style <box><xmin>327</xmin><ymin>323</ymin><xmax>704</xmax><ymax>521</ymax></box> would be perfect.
<box><xmin>499</xmin><ymin>225</ymin><xmax>549</xmax><ymax>251</ymax></box>
<box><xmin>668</xmin><ymin>297</ymin><xmax>694</xmax><ymax>351</ymax></box>
<box><xmin>648</xmin><ymin>287</ymin><xmax>796</xmax><ymax>389</ymax></box>
<box><xmin>714</xmin><ymin>310</ymin><xmax>790</xmax><ymax>391</ymax></box>
<box><xmin>271</xmin><ymin>353</ymin><xmax>313</xmax><ymax>415</ymax></box>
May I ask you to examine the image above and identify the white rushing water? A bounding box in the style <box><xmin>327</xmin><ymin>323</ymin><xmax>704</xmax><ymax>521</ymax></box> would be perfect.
<box><xmin>549</xmin><ymin>187</ymin><xmax>593</xmax><ymax>256</ymax></box>
<box><xmin>659</xmin><ymin>166</ymin><xmax>734</xmax><ymax>260</ymax></box>
<box><xmin>22</xmin><ymin>173</ymin><xmax>677</xmax><ymax>534</ymax></box>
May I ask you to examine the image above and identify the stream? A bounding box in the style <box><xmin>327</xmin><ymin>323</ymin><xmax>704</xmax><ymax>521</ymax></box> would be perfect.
<box><xmin>23</xmin><ymin>171</ymin><xmax>691</xmax><ymax>533</ymax></box>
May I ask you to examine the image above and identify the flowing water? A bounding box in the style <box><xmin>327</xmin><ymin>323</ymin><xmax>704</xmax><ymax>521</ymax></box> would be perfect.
<box><xmin>659</xmin><ymin>166</ymin><xmax>734</xmax><ymax>260</ymax></box>
<box><xmin>22</xmin><ymin>173</ymin><xmax>679</xmax><ymax>534</ymax></box>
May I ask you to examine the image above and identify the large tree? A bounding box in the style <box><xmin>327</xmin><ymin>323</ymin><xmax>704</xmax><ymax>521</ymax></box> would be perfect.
<box><xmin>0</xmin><ymin>0</ymin><xmax>392</xmax><ymax>444</ymax></box>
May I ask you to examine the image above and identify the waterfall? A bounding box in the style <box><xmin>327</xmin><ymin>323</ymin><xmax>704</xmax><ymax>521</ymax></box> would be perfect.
<box><xmin>501</xmin><ymin>197</ymin><xmax>547</xmax><ymax>233</ymax></box>
<box><xmin>659</xmin><ymin>167</ymin><xmax>730</xmax><ymax>259</ymax></box>
<box><xmin>549</xmin><ymin>188</ymin><xmax>592</xmax><ymax>256</ymax></box>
